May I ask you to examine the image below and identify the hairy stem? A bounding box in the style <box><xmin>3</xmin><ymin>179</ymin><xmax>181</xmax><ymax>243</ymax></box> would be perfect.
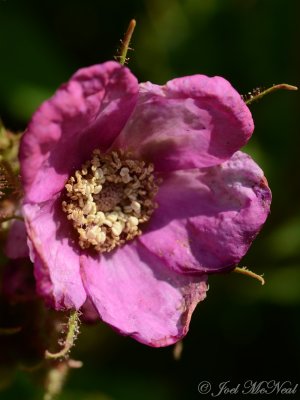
<box><xmin>245</xmin><ymin>83</ymin><xmax>298</xmax><ymax>105</ymax></box>
<box><xmin>116</xmin><ymin>19</ymin><xmax>136</xmax><ymax>65</ymax></box>
<box><xmin>45</xmin><ymin>310</ymin><xmax>80</xmax><ymax>360</ymax></box>
<box><xmin>233</xmin><ymin>266</ymin><xmax>265</xmax><ymax>285</ymax></box>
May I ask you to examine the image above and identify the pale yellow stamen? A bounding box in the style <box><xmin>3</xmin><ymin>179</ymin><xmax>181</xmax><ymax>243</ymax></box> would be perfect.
<box><xmin>62</xmin><ymin>149</ymin><xmax>159</xmax><ymax>252</ymax></box>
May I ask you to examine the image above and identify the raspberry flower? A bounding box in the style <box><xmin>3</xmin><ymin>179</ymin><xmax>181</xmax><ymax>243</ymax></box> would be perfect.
<box><xmin>19</xmin><ymin>61</ymin><xmax>271</xmax><ymax>346</ymax></box>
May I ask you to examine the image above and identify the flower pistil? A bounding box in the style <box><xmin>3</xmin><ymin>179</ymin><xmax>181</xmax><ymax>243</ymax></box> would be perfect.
<box><xmin>62</xmin><ymin>149</ymin><xmax>159</xmax><ymax>252</ymax></box>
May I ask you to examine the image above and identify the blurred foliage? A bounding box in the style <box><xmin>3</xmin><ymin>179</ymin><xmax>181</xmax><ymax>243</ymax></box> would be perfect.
<box><xmin>0</xmin><ymin>0</ymin><xmax>299</xmax><ymax>399</ymax></box>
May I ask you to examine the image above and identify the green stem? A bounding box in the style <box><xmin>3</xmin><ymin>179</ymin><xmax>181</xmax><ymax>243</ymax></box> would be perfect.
<box><xmin>0</xmin><ymin>214</ymin><xmax>24</xmax><ymax>223</ymax></box>
<box><xmin>233</xmin><ymin>266</ymin><xmax>265</xmax><ymax>285</ymax></box>
<box><xmin>245</xmin><ymin>83</ymin><xmax>298</xmax><ymax>105</ymax></box>
<box><xmin>44</xmin><ymin>361</ymin><xmax>69</xmax><ymax>400</ymax></box>
<box><xmin>45</xmin><ymin>310</ymin><xmax>80</xmax><ymax>360</ymax></box>
<box><xmin>0</xmin><ymin>326</ymin><xmax>22</xmax><ymax>335</ymax></box>
<box><xmin>116</xmin><ymin>19</ymin><xmax>136</xmax><ymax>65</ymax></box>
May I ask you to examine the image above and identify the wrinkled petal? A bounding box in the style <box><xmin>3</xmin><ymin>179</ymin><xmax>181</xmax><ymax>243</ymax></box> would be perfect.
<box><xmin>139</xmin><ymin>151</ymin><xmax>271</xmax><ymax>274</ymax></box>
<box><xmin>80</xmin><ymin>242</ymin><xmax>207</xmax><ymax>347</ymax></box>
<box><xmin>113</xmin><ymin>75</ymin><xmax>253</xmax><ymax>171</ymax></box>
<box><xmin>23</xmin><ymin>199</ymin><xmax>86</xmax><ymax>309</ymax></box>
<box><xmin>5</xmin><ymin>220</ymin><xmax>29</xmax><ymax>259</ymax></box>
<box><xmin>20</xmin><ymin>61</ymin><xmax>138</xmax><ymax>203</ymax></box>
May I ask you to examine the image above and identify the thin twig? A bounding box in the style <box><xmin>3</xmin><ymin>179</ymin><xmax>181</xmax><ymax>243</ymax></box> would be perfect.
<box><xmin>0</xmin><ymin>326</ymin><xmax>22</xmax><ymax>335</ymax></box>
<box><xmin>115</xmin><ymin>19</ymin><xmax>136</xmax><ymax>65</ymax></box>
<box><xmin>45</xmin><ymin>310</ymin><xmax>80</xmax><ymax>360</ymax></box>
<box><xmin>244</xmin><ymin>83</ymin><xmax>298</xmax><ymax>105</ymax></box>
<box><xmin>233</xmin><ymin>266</ymin><xmax>265</xmax><ymax>285</ymax></box>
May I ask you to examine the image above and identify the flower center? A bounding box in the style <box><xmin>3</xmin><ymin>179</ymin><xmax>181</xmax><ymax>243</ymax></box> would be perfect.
<box><xmin>62</xmin><ymin>149</ymin><xmax>159</xmax><ymax>252</ymax></box>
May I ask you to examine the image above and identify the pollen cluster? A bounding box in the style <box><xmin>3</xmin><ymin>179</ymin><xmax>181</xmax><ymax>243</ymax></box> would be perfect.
<box><xmin>62</xmin><ymin>149</ymin><xmax>159</xmax><ymax>252</ymax></box>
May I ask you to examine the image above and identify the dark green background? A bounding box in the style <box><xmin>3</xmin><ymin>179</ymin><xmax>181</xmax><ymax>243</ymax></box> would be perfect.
<box><xmin>0</xmin><ymin>0</ymin><xmax>299</xmax><ymax>399</ymax></box>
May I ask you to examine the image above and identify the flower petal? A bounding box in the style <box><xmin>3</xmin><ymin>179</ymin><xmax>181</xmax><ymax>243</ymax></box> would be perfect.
<box><xmin>113</xmin><ymin>75</ymin><xmax>253</xmax><ymax>171</ymax></box>
<box><xmin>20</xmin><ymin>61</ymin><xmax>138</xmax><ymax>203</ymax></box>
<box><xmin>80</xmin><ymin>242</ymin><xmax>207</xmax><ymax>347</ymax></box>
<box><xmin>23</xmin><ymin>199</ymin><xmax>86</xmax><ymax>309</ymax></box>
<box><xmin>139</xmin><ymin>151</ymin><xmax>271</xmax><ymax>274</ymax></box>
<box><xmin>5</xmin><ymin>220</ymin><xmax>29</xmax><ymax>259</ymax></box>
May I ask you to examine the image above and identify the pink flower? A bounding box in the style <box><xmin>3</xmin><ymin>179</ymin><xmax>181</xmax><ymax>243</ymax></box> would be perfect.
<box><xmin>19</xmin><ymin>61</ymin><xmax>271</xmax><ymax>347</ymax></box>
